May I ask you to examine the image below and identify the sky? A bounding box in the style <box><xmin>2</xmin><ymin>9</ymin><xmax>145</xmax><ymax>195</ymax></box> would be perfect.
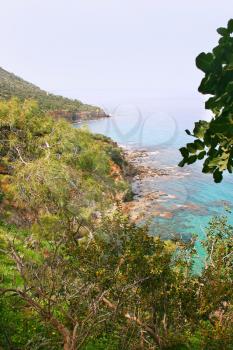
<box><xmin>0</xmin><ymin>0</ymin><xmax>233</xmax><ymax>109</ymax></box>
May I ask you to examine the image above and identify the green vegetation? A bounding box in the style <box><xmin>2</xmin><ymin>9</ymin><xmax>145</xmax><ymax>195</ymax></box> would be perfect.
<box><xmin>0</xmin><ymin>67</ymin><xmax>103</xmax><ymax>116</ymax></box>
<box><xmin>0</xmin><ymin>99</ymin><xmax>233</xmax><ymax>349</ymax></box>
<box><xmin>179</xmin><ymin>19</ymin><xmax>233</xmax><ymax>182</ymax></box>
<box><xmin>1</xmin><ymin>19</ymin><xmax>233</xmax><ymax>350</ymax></box>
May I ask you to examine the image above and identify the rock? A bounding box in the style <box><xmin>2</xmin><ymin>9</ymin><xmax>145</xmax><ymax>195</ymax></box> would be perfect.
<box><xmin>159</xmin><ymin>212</ymin><xmax>174</xmax><ymax>219</ymax></box>
<box><xmin>122</xmin><ymin>147</ymin><xmax>177</xmax><ymax>222</ymax></box>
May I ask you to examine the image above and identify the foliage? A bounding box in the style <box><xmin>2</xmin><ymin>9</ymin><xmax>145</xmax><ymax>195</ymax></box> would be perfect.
<box><xmin>179</xmin><ymin>19</ymin><xmax>233</xmax><ymax>182</ymax></box>
<box><xmin>0</xmin><ymin>98</ymin><xmax>126</xmax><ymax>225</ymax></box>
<box><xmin>0</xmin><ymin>67</ymin><xmax>101</xmax><ymax>115</ymax></box>
<box><xmin>0</xmin><ymin>99</ymin><xmax>233</xmax><ymax>349</ymax></box>
<box><xmin>1</xmin><ymin>210</ymin><xmax>233</xmax><ymax>349</ymax></box>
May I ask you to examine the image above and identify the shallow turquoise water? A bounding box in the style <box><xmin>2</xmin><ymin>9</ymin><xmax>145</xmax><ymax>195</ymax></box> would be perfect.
<box><xmin>76</xmin><ymin>101</ymin><xmax>233</xmax><ymax>252</ymax></box>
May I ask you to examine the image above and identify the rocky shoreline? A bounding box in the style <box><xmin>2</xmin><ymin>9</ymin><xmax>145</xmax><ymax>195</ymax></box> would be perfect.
<box><xmin>123</xmin><ymin>149</ymin><xmax>169</xmax><ymax>222</ymax></box>
<box><xmin>122</xmin><ymin>148</ymin><xmax>174</xmax><ymax>222</ymax></box>
<box><xmin>51</xmin><ymin>109</ymin><xmax>110</xmax><ymax>123</ymax></box>
<box><xmin>124</xmin><ymin>149</ymin><xmax>170</xmax><ymax>179</ymax></box>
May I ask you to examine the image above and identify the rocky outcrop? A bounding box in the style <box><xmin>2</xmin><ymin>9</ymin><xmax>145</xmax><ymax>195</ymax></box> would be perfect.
<box><xmin>50</xmin><ymin>109</ymin><xmax>110</xmax><ymax>123</ymax></box>
<box><xmin>122</xmin><ymin>149</ymin><xmax>172</xmax><ymax>222</ymax></box>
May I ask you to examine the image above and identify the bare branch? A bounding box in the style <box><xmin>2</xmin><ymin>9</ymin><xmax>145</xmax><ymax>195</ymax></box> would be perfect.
<box><xmin>15</xmin><ymin>147</ymin><xmax>28</xmax><ymax>165</ymax></box>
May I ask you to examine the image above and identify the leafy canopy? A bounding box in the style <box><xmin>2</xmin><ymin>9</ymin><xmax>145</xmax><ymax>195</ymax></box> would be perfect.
<box><xmin>0</xmin><ymin>99</ymin><xmax>233</xmax><ymax>349</ymax></box>
<box><xmin>179</xmin><ymin>19</ymin><xmax>233</xmax><ymax>183</ymax></box>
<box><xmin>0</xmin><ymin>98</ymin><xmax>128</xmax><ymax>227</ymax></box>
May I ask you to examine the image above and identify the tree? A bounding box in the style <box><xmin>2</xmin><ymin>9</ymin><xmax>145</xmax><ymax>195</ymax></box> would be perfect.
<box><xmin>1</xmin><ymin>99</ymin><xmax>233</xmax><ymax>349</ymax></box>
<box><xmin>195</xmin><ymin>216</ymin><xmax>233</xmax><ymax>349</ymax></box>
<box><xmin>0</xmin><ymin>213</ymin><xmax>191</xmax><ymax>350</ymax></box>
<box><xmin>0</xmin><ymin>98</ymin><xmax>127</xmax><ymax>226</ymax></box>
<box><xmin>179</xmin><ymin>19</ymin><xmax>233</xmax><ymax>183</ymax></box>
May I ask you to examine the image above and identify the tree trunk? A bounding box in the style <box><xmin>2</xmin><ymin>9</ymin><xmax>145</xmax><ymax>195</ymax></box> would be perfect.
<box><xmin>46</xmin><ymin>314</ymin><xmax>77</xmax><ymax>350</ymax></box>
<box><xmin>64</xmin><ymin>335</ymin><xmax>77</xmax><ymax>350</ymax></box>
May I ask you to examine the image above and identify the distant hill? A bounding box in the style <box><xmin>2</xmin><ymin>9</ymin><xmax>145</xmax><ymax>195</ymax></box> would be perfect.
<box><xmin>0</xmin><ymin>67</ymin><xmax>108</xmax><ymax>121</ymax></box>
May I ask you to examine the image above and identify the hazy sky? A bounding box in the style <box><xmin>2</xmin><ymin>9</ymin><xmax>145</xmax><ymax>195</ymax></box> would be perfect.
<box><xmin>1</xmin><ymin>0</ymin><xmax>233</xmax><ymax>108</ymax></box>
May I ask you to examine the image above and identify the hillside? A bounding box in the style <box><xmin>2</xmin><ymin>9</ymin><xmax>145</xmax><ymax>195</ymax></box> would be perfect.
<box><xmin>0</xmin><ymin>67</ymin><xmax>108</xmax><ymax>121</ymax></box>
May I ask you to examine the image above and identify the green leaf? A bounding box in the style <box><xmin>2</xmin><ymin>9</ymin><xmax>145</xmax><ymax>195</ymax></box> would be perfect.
<box><xmin>213</xmin><ymin>169</ymin><xmax>223</xmax><ymax>183</ymax></box>
<box><xmin>187</xmin><ymin>155</ymin><xmax>197</xmax><ymax>165</ymax></box>
<box><xmin>198</xmin><ymin>74</ymin><xmax>217</xmax><ymax>94</ymax></box>
<box><xmin>178</xmin><ymin>159</ymin><xmax>186</xmax><ymax>167</ymax></box>
<box><xmin>217</xmin><ymin>27</ymin><xmax>229</xmax><ymax>36</ymax></box>
<box><xmin>187</xmin><ymin>143</ymin><xmax>197</xmax><ymax>154</ymax></box>
<box><xmin>196</xmin><ymin>52</ymin><xmax>214</xmax><ymax>73</ymax></box>
<box><xmin>197</xmin><ymin>151</ymin><xmax>206</xmax><ymax>160</ymax></box>
<box><xmin>205</xmin><ymin>96</ymin><xmax>222</xmax><ymax>111</ymax></box>
<box><xmin>179</xmin><ymin>147</ymin><xmax>189</xmax><ymax>158</ymax></box>
<box><xmin>193</xmin><ymin>121</ymin><xmax>209</xmax><ymax>138</ymax></box>
<box><xmin>227</xmin><ymin>163</ymin><xmax>232</xmax><ymax>173</ymax></box>
<box><xmin>194</xmin><ymin>139</ymin><xmax>205</xmax><ymax>150</ymax></box>
<box><xmin>227</xmin><ymin>19</ymin><xmax>233</xmax><ymax>33</ymax></box>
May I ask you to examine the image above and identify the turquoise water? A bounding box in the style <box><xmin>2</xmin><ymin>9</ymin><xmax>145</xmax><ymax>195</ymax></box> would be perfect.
<box><xmin>76</xmin><ymin>100</ymin><xmax>233</xmax><ymax>251</ymax></box>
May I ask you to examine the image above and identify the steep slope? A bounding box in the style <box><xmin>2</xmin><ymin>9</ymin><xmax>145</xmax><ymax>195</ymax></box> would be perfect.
<box><xmin>0</xmin><ymin>67</ymin><xmax>108</xmax><ymax>121</ymax></box>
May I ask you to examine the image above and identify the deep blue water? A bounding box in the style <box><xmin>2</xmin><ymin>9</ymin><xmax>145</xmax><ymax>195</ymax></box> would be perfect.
<box><xmin>76</xmin><ymin>100</ymin><xmax>233</xmax><ymax>258</ymax></box>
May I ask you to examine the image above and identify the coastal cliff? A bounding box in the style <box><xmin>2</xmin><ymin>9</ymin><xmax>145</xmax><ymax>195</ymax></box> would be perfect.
<box><xmin>50</xmin><ymin>109</ymin><xmax>110</xmax><ymax>123</ymax></box>
<box><xmin>0</xmin><ymin>67</ymin><xmax>109</xmax><ymax>122</ymax></box>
